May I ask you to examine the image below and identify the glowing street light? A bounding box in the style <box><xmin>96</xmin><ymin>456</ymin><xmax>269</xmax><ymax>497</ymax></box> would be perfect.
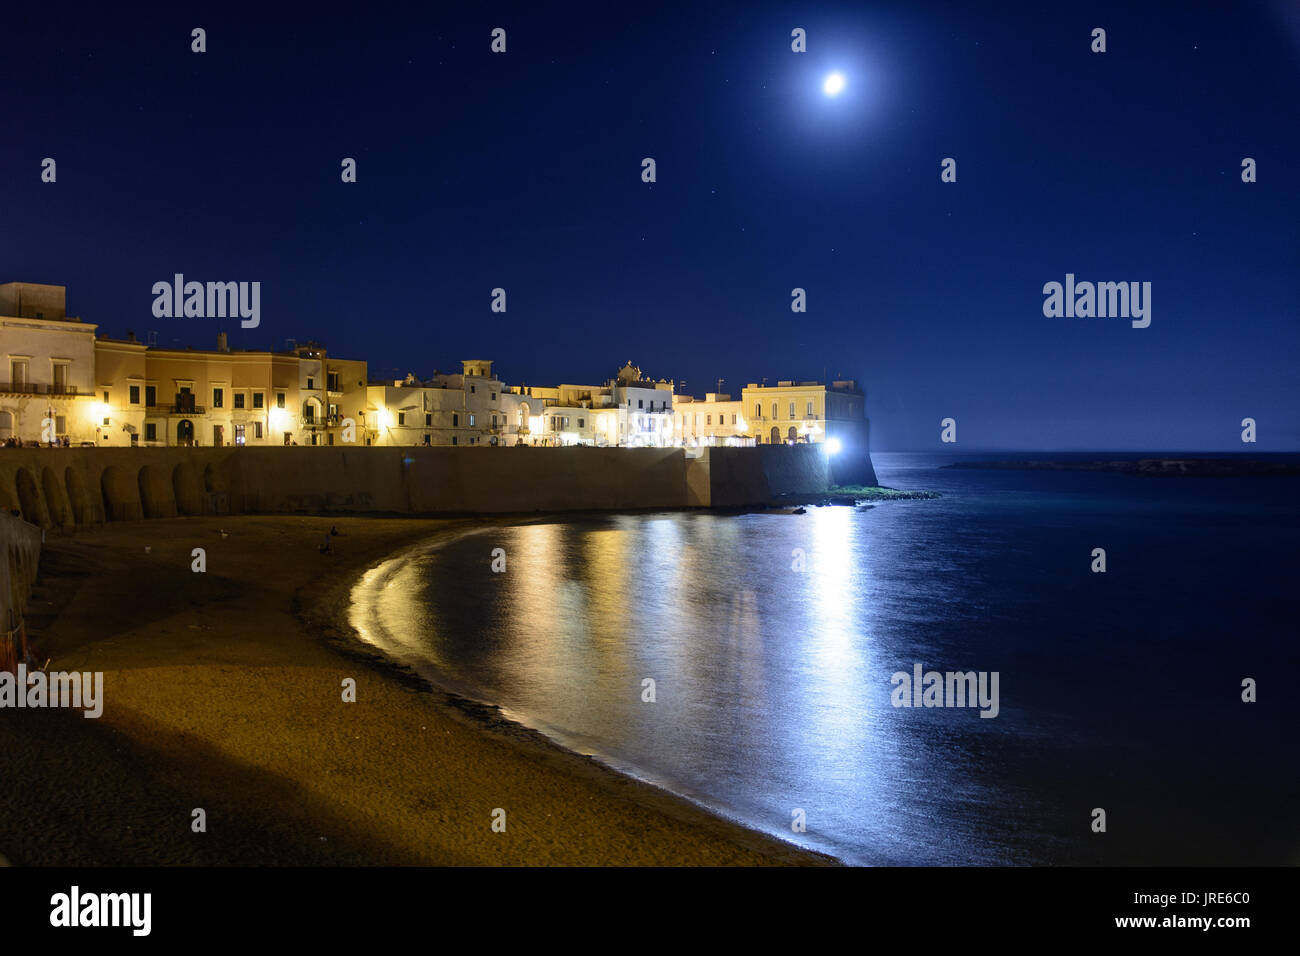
<box><xmin>825</xmin><ymin>436</ymin><xmax>843</xmax><ymax>455</ymax></box>
<box><xmin>823</xmin><ymin>72</ymin><xmax>845</xmax><ymax>96</ymax></box>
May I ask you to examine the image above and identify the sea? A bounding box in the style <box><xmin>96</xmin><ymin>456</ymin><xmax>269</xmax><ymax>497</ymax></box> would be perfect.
<box><xmin>350</xmin><ymin>451</ymin><xmax>1300</xmax><ymax>865</ymax></box>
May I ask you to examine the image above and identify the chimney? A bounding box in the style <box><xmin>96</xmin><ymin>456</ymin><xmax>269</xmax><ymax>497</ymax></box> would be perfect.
<box><xmin>217</xmin><ymin>332</ymin><xmax>229</xmax><ymax>352</ymax></box>
<box><xmin>126</xmin><ymin>330</ymin><xmax>137</xmax><ymax>343</ymax></box>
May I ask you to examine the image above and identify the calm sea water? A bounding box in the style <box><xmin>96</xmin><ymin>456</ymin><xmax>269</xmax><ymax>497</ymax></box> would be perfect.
<box><xmin>351</xmin><ymin>452</ymin><xmax>1300</xmax><ymax>865</ymax></box>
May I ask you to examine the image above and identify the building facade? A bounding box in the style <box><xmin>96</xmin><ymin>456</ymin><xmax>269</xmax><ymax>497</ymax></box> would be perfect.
<box><xmin>672</xmin><ymin>392</ymin><xmax>751</xmax><ymax>446</ymax></box>
<box><xmin>741</xmin><ymin>379</ymin><xmax>867</xmax><ymax>449</ymax></box>
<box><xmin>366</xmin><ymin>360</ymin><xmax>522</xmax><ymax>447</ymax></box>
<box><xmin>90</xmin><ymin>334</ymin><xmax>368</xmax><ymax>448</ymax></box>
<box><xmin>1</xmin><ymin>280</ymin><xmax>872</xmax><ymax>465</ymax></box>
<box><xmin>0</xmin><ymin>283</ymin><xmax>98</xmax><ymax>444</ymax></box>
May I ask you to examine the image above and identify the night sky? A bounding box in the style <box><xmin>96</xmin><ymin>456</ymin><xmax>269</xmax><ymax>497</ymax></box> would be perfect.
<box><xmin>2</xmin><ymin>1</ymin><xmax>1296</xmax><ymax>450</ymax></box>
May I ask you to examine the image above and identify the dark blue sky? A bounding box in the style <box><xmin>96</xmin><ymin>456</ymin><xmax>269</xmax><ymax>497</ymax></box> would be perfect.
<box><xmin>2</xmin><ymin>0</ymin><xmax>1296</xmax><ymax>450</ymax></box>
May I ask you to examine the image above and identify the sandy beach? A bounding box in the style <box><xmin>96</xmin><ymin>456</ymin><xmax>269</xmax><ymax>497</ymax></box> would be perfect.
<box><xmin>0</xmin><ymin>514</ymin><xmax>833</xmax><ymax>866</ymax></box>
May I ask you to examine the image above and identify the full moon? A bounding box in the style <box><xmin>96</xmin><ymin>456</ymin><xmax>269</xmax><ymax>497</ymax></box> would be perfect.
<box><xmin>823</xmin><ymin>72</ymin><xmax>845</xmax><ymax>96</ymax></box>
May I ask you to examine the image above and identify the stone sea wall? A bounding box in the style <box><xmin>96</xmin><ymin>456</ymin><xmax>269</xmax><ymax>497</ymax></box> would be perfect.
<box><xmin>0</xmin><ymin>443</ymin><xmax>871</xmax><ymax>528</ymax></box>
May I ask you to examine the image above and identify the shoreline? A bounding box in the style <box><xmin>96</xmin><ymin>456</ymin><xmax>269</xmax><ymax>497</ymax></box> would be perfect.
<box><xmin>334</xmin><ymin>518</ymin><xmax>849</xmax><ymax>864</ymax></box>
<box><xmin>0</xmin><ymin>514</ymin><xmax>836</xmax><ymax>866</ymax></box>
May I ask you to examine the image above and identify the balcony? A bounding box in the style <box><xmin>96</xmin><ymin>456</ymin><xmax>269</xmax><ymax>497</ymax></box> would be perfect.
<box><xmin>0</xmin><ymin>382</ymin><xmax>81</xmax><ymax>396</ymax></box>
<box><xmin>160</xmin><ymin>403</ymin><xmax>207</xmax><ymax>415</ymax></box>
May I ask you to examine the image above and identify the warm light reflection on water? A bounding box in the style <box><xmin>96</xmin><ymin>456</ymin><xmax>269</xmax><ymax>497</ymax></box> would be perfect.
<box><xmin>352</xmin><ymin>508</ymin><xmax>1022</xmax><ymax>864</ymax></box>
<box><xmin>350</xmin><ymin>455</ymin><xmax>1300</xmax><ymax>865</ymax></box>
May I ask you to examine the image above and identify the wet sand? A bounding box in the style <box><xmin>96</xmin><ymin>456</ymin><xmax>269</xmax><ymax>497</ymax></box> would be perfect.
<box><xmin>0</xmin><ymin>515</ymin><xmax>833</xmax><ymax>866</ymax></box>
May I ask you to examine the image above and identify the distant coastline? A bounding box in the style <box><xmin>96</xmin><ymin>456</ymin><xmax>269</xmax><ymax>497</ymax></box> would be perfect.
<box><xmin>945</xmin><ymin>457</ymin><xmax>1300</xmax><ymax>477</ymax></box>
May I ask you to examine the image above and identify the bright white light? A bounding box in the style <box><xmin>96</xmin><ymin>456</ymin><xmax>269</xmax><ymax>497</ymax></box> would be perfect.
<box><xmin>823</xmin><ymin>72</ymin><xmax>845</xmax><ymax>96</ymax></box>
<box><xmin>825</xmin><ymin>437</ymin><xmax>843</xmax><ymax>455</ymax></box>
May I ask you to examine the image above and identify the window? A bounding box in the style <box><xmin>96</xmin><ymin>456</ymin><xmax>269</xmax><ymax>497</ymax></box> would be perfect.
<box><xmin>327</xmin><ymin>372</ymin><xmax>340</xmax><ymax>391</ymax></box>
<box><xmin>754</xmin><ymin>402</ymin><xmax>761</xmax><ymax>419</ymax></box>
<box><xmin>469</xmin><ymin>414</ymin><xmax>476</xmax><ymax>427</ymax></box>
<box><xmin>254</xmin><ymin>422</ymin><xmax>263</xmax><ymax>438</ymax></box>
<box><xmin>276</xmin><ymin>392</ymin><xmax>285</xmax><ymax>409</ymax></box>
<box><xmin>55</xmin><ymin>415</ymin><xmax>67</xmax><ymax>434</ymax></box>
<box><xmin>732</xmin><ymin>414</ymin><xmax>737</xmax><ymax>425</ymax></box>
<box><xmin>145</xmin><ymin>423</ymin><xmax>157</xmax><ymax>441</ymax></box>
<box><xmin>771</xmin><ymin>403</ymin><xmax>777</xmax><ymax>419</ymax></box>
<box><xmin>10</xmin><ymin>360</ymin><xmax>27</xmax><ymax>385</ymax></box>
<box><xmin>52</xmin><ymin>364</ymin><xmax>68</xmax><ymax>389</ymax></box>
<box><xmin>638</xmin><ymin>399</ymin><xmax>643</xmax><ymax>409</ymax></box>
<box><xmin>253</xmin><ymin>392</ymin><xmax>265</xmax><ymax>409</ymax></box>
<box><xmin>789</xmin><ymin>402</ymin><xmax>796</xmax><ymax>418</ymax></box>
<box><xmin>491</xmin><ymin>392</ymin><xmax>496</xmax><ymax>400</ymax></box>
<box><xmin>213</xmin><ymin>388</ymin><xmax>224</xmax><ymax>408</ymax></box>
<box><xmin>304</xmin><ymin>405</ymin><xmax>316</xmax><ymax>424</ymax></box>
<box><xmin>451</xmin><ymin>436</ymin><xmax>458</xmax><ymax>445</ymax></box>
<box><xmin>234</xmin><ymin>393</ymin><xmax>245</xmax><ymax>409</ymax></box>
<box><xmin>129</xmin><ymin>385</ymin><xmax>140</xmax><ymax>404</ymax></box>
<box><xmin>706</xmin><ymin>415</ymin><xmax>712</xmax><ymax>426</ymax></box>
<box><xmin>423</xmin><ymin>434</ymin><xmax>431</xmax><ymax>445</ymax></box>
<box><xmin>397</xmin><ymin>412</ymin><xmax>406</xmax><ymax>426</ymax></box>
<box><xmin>806</xmin><ymin>400</ymin><xmax>814</xmax><ymax>417</ymax></box>
<box><xmin>491</xmin><ymin>415</ymin><xmax>498</xmax><ymax>428</ymax></box>
<box><xmin>577</xmin><ymin>418</ymin><xmax>584</xmax><ymax>428</ymax></box>
<box><xmin>470</xmin><ymin>385</ymin><xmax>476</xmax><ymax>394</ymax></box>
<box><xmin>103</xmin><ymin>390</ymin><xmax>110</xmax><ymax>403</ymax></box>
<box><xmin>453</xmin><ymin>413</ymin><xmax>459</xmax><ymax>427</ymax></box>
<box><xmin>146</xmin><ymin>385</ymin><xmax>156</xmax><ymax>407</ymax></box>
<box><xmin>307</xmin><ymin>377</ymin><xmax>314</xmax><ymax>390</ymax></box>
<box><xmin>234</xmin><ymin>424</ymin><xmax>246</xmax><ymax>445</ymax></box>
<box><xmin>425</xmin><ymin>413</ymin><xmax>432</xmax><ymax>426</ymax></box>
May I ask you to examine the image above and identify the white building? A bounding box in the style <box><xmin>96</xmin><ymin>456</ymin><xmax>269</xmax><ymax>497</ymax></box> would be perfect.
<box><xmin>366</xmin><ymin>360</ymin><xmax>522</xmax><ymax>446</ymax></box>
<box><xmin>0</xmin><ymin>283</ymin><xmax>97</xmax><ymax>444</ymax></box>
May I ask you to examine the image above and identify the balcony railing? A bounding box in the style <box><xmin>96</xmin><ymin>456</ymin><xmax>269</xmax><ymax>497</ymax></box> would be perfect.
<box><xmin>161</xmin><ymin>403</ymin><xmax>207</xmax><ymax>415</ymax></box>
<box><xmin>0</xmin><ymin>382</ymin><xmax>80</xmax><ymax>395</ymax></box>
